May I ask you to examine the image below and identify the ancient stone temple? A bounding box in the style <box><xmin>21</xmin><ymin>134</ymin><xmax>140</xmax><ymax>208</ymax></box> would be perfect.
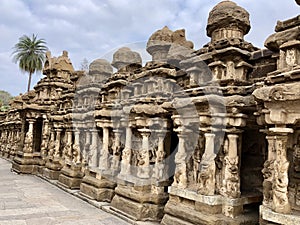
<box><xmin>1</xmin><ymin>1</ymin><xmax>300</xmax><ymax>224</ymax></box>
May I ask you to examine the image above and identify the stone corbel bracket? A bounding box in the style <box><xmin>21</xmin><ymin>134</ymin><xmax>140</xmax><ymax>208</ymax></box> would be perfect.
<box><xmin>253</xmin><ymin>82</ymin><xmax>300</xmax><ymax>125</ymax></box>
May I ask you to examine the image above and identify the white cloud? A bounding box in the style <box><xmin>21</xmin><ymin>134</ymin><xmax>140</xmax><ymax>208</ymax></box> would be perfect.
<box><xmin>0</xmin><ymin>0</ymin><xmax>299</xmax><ymax>95</ymax></box>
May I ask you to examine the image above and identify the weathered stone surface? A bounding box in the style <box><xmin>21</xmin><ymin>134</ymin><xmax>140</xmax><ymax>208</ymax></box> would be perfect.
<box><xmin>58</xmin><ymin>173</ymin><xmax>82</xmax><ymax>189</ymax></box>
<box><xmin>44</xmin><ymin>50</ymin><xmax>74</xmax><ymax>73</ymax></box>
<box><xmin>163</xmin><ymin>195</ymin><xmax>258</xmax><ymax>225</ymax></box>
<box><xmin>111</xmin><ymin>194</ymin><xmax>165</xmax><ymax>221</ymax></box>
<box><xmin>2</xmin><ymin>1</ymin><xmax>300</xmax><ymax>225</ymax></box>
<box><xmin>114</xmin><ymin>185</ymin><xmax>168</xmax><ymax>205</ymax></box>
<box><xmin>147</xmin><ymin>26</ymin><xmax>194</xmax><ymax>63</ymax></box>
<box><xmin>147</xmin><ymin>26</ymin><xmax>173</xmax><ymax>48</ymax></box>
<box><xmin>42</xmin><ymin>167</ymin><xmax>61</xmax><ymax>180</ymax></box>
<box><xmin>80</xmin><ymin>182</ymin><xmax>114</xmax><ymax>202</ymax></box>
<box><xmin>88</xmin><ymin>58</ymin><xmax>113</xmax><ymax>82</ymax></box>
<box><xmin>112</xmin><ymin>47</ymin><xmax>142</xmax><ymax>70</ymax></box>
<box><xmin>207</xmin><ymin>1</ymin><xmax>250</xmax><ymax>37</ymax></box>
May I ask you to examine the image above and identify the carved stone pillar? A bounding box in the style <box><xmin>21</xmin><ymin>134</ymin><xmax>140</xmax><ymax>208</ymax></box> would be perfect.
<box><xmin>89</xmin><ymin>129</ymin><xmax>98</xmax><ymax>167</ymax></box>
<box><xmin>221</xmin><ymin>133</ymin><xmax>241</xmax><ymax>199</ymax></box>
<box><xmin>99</xmin><ymin>127</ymin><xmax>109</xmax><ymax>171</ymax></box>
<box><xmin>154</xmin><ymin>131</ymin><xmax>166</xmax><ymax>180</ymax></box>
<box><xmin>120</xmin><ymin>126</ymin><xmax>132</xmax><ymax>176</ymax></box>
<box><xmin>111</xmin><ymin>129</ymin><xmax>122</xmax><ymax>173</ymax></box>
<box><xmin>23</xmin><ymin>119</ymin><xmax>35</xmax><ymax>153</ymax></box>
<box><xmin>13</xmin><ymin>129</ymin><xmax>20</xmax><ymax>156</ymax></box>
<box><xmin>173</xmin><ymin>128</ymin><xmax>188</xmax><ymax>188</ymax></box>
<box><xmin>41</xmin><ymin>119</ymin><xmax>49</xmax><ymax>158</ymax></box>
<box><xmin>198</xmin><ymin>133</ymin><xmax>216</xmax><ymax>195</ymax></box>
<box><xmin>73</xmin><ymin>129</ymin><xmax>81</xmax><ymax>164</ymax></box>
<box><xmin>6</xmin><ymin>130</ymin><xmax>12</xmax><ymax>155</ymax></box>
<box><xmin>137</xmin><ymin>128</ymin><xmax>151</xmax><ymax>179</ymax></box>
<box><xmin>53</xmin><ymin>129</ymin><xmax>61</xmax><ymax>158</ymax></box>
<box><xmin>83</xmin><ymin>130</ymin><xmax>91</xmax><ymax>164</ymax></box>
<box><xmin>221</xmin><ymin>132</ymin><xmax>243</xmax><ymax>218</ymax></box>
<box><xmin>270</xmin><ymin>127</ymin><xmax>293</xmax><ymax>214</ymax></box>
<box><xmin>48</xmin><ymin>130</ymin><xmax>55</xmax><ymax>158</ymax></box>
<box><xmin>63</xmin><ymin>130</ymin><xmax>73</xmax><ymax>162</ymax></box>
<box><xmin>262</xmin><ymin>134</ymin><xmax>276</xmax><ymax>207</ymax></box>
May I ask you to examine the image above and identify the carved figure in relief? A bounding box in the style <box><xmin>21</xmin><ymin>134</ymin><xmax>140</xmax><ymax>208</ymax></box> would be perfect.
<box><xmin>221</xmin><ymin>156</ymin><xmax>240</xmax><ymax>198</ymax></box>
<box><xmin>197</xmin><ymin>161</ymin><xmax>216</xmax><ymax>195</ymax></box>
<box><xmin>193</xmin><ymin>143</ymin><xmax>202</xmax><ymax>183</ymax></box>
<box><xmin>83</xmin><ymin>142</ymin><xmax>90</xmax><ymax>165</ymax></box>
<box><xmin>40</xmin><ymin>138</ymin><xmax>49</xmax><ymax>158</ymax></box>
<box><xmin>154</xmin><ymin>145</ymin><xmax>166</xmax><ymax>179</ymax></box>
<box><xmin>273</xmin><ymin>157</ymin><xmax>290</xmax><ymax>213</ymax></box>
<box><xmin>262</xmin><ymin>159</ymin><xmax>275</xmax><ymax>206</ymax></box>
<box><xmin>53</xmin><ymin>139</ymin><xmax>60</xmax><ymax>158</ymax></box>
<box><xmin>293</xmin><ymin>135</ymin><xmax>300</xmax><ymax>172</ymax></box>
<box><xmin>63</xmin><ymin>143</ymin><xmax>72</xmax><ymax>161</ymax></box>
<box><xmin>120</xmin><ymin>147</ymin><xmax>131</xmax><ymax>175</ymax></box>
<box><xmin>88</xmin><ymin>144</ymin><xmax>97</xmax><ymax>166</ymax></box>
<box><xmin>47</xmin><ymin>139</ymin><xmax>55</xmax><ymax>157</ymax></box>
<box><xmin>72</xmin><ymin>144</ymin><xmax>81</xmax><ymax>164</ymax></box>
<box><xmin>137</xmin><ymin>149</ymin><xmax>150</xmax><ymax>178</ymax></box>
<box><xmin>23</xmin><ymin>132</ymin><xmax>33</xmax><ymax>153</ymax></box>
<box><xmin>122</xmin><ymin>147</ymin><xmax>131</xmax><ymax>164</ymax></box>
<box><xmin>111</xmin><ymin>144</ymin><xmax>121</xmax><ymax>171</ymax></box>
<box><xmin>286</xmin><ymin>49</ymin><xmax>296</xmax><ymax>66</ymax></box>
<box><xmin>174</xmin><ymin>163</ymin><xmax>187</xmax><ymax>188</ymax></box>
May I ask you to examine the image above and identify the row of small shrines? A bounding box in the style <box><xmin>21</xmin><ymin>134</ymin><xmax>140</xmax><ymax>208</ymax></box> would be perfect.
<box><xmin>1</xmin><ymin>1</ymin><xmax>300</xmax><ymax>224</ymax></box>
<box><xmin>2</xmin><ymin>107</ymin><xmax>300</xmax><ymax>225</ymax></box>
<box><xmin>0</xmin><ymin>109</ymin><xmax>252</xmax><ymax>219</ymax></box>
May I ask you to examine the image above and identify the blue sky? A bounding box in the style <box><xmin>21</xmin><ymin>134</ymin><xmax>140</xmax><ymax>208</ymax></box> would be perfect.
<box><xmin>0</xmin><ymin>0</ymin><xmax>299</xmax><ymax>96</ymax></box>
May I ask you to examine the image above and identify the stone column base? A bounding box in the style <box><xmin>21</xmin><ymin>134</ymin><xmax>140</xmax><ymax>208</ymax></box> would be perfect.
<box><xmin>11</xmin><ymin>153</ymin><xmax>43</xmax><ymax>174</ymax></box>
<box><xmin>161</xmin><ymin>187</ymin><xmax>261</xmax><ymax>225</ymax></box>
<box><xmin>79</xmin><ymin>169</ymin><xmax>116</xmax><ymax>202</ymax></box>
<box><xmin>57</xmin><ymin>163</ymin><xmax>84</xmax><ymax>189</ymax></box>
<box><xmin>43</xmin><ymin>167</ymin><xmax>61</xmax><ymax>180</ymax></box>
<box><xmin>42</xmin><ymin>158</ymin><xmax>63</xmax><ymax>180</ymax></box>
<box><xmin>260</xmin><ymin>205</ymin><xmax>300</xmax><ymax>225</ymax></box>
<box><xmin>110</xmin><ymin>184</ymin><xmax>168</xmax><ymax>222</ymax></box>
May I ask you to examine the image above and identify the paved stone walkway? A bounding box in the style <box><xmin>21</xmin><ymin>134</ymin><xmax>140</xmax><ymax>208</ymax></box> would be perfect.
<box><xmin>0</xmin><ymin>158</ymin><xmax>130</xmax><ymax>225</ymax></box>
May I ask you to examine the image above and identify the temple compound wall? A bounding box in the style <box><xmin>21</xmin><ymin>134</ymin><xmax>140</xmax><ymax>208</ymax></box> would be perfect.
<box><xmin>1</xmin><ymin>1</ymin><xmax>300</xmax><ymax>224</ymax></box>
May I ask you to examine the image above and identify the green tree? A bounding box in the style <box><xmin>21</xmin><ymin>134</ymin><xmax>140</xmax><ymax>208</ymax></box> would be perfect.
<box><xmin>0</xmin><ymin>90</ymin><xmax>13</xmax><ymax>111</ymax></box>
<box><xmin>12</xmin><ymin>34</ymin><xmax>48</xmax><ymax>92</ymax></box>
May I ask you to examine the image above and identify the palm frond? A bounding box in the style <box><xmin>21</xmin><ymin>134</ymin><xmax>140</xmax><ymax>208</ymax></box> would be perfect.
<box><xmin>11</xmin><ymin>34</ymin><xmax>48</xmax><ymax>92</ymax></box>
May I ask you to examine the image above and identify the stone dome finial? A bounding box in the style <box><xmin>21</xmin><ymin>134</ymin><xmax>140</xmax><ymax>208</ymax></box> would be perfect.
<box><xmin>172</xmin><ymin>29</ymin><xmax>194</xmax><ymax>49</ymax></box>
<box><xmin>146</xmin><ymin>26</ymin><xmax>173</xmax><ymax>62</ymax></box>
<box><xmin>112</xmin><ymin>47</ymin><xmax>142</xmax><ymax>71</ymax></box>
<box><xmin>43</xmin><ymin>50</ymin><xmax>74</xmax><ymax>74</ymax></box>
<box><xmin>89</xmin><ymin>58</ymin><xmax>113</xmax><ymax>82</ymax></box>
<box><xmin>89</xmin><ymin>59</ymin><xmax>113</xmax><ymax>75</ymax></box>
<box><xmin>207</xmin><ymin>1</ymin><xmax>250</xmax><ymax>38</ymax></box>
<box><xmin>147</xmin><ymin>26</ymin><xmax>173</xmax><ymax>47</ymax></box>
<box><xmin>147</xmin><ymin>26</ymin><xmax>195</xmax><ymax>63</ymax></box>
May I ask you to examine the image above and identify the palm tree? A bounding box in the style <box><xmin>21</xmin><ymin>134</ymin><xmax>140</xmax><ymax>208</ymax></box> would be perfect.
<box><xmin>12</xmin><ymin>34</ymin><xmax>48</xmax><ymax>92</ymax></box>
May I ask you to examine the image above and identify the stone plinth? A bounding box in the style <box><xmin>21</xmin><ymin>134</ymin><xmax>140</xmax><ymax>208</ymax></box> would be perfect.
<box><xmin>42</xmin><ymin>158</ymin><xmax>63</xmax><ymax>180</ymax></box>
<box><xmin>79</xmin><ymin>169</ymin><xmax>116</xmax><ymax>202</ymax></box>
<box><xmin>260</xmin><ymin>205</ymin><xmax>300</xmax><ymax>225</ymax></box>
<box><xmin>12</xmin><ymin>152</ymin><xmax>43</xmax><ymax>174</ymax></box>
<box><xmin>161</xmin><ymin>186</ymin><xmax>262</xmax><ymax>225</ymax></box>
<box><xmin>58</xmin><ymin>163</ymin><xmax>84</xmax><ymax>189</ymax></box>
<box><xmin>110</xmin><ymin>183</ymin><xmax>169</xmax><ymax>221</ymax></box>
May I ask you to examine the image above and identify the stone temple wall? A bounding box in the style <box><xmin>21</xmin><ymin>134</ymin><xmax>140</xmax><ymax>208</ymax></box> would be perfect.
<box><xmin>0</xmin><ymin>1</ymin><xmax>300</xmax><ymax>224</ymax></box>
